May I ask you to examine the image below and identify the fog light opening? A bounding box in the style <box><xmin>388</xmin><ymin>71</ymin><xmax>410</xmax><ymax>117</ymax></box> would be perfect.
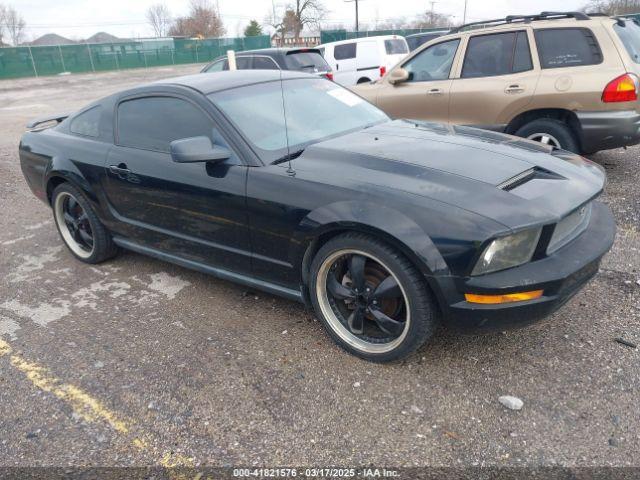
<box><xmin>465</xmin><ymin>290</ymin><xmax>544</xmax><ymax>304</ymax></box>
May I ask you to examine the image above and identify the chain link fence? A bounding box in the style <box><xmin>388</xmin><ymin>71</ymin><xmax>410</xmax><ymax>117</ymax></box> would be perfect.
<box><xmin>0</xmin><ymin>35</ymin><xmax>271</xmax><ymax>80</ymax></box>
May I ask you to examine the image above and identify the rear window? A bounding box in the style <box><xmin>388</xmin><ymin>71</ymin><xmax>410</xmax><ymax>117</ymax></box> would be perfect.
<box><xmin>614</xmin><ymin>21</ymin><xmax>640</xmax><ymax>63</ymax></box>
<box><xmin>535</xmin><ymin>28</ymin><xmax>602</xmax><ymax>68</ymax></box>
<box><xmin>334</xmin><ymin>43</ymin><xmax>356</xmax><ymax>60</ymax></box>
<box><xmin>385</xmin><ymin>39</ymin><xmax>408</xmax><ymax>55</ymax></box>
<box><xmin>284</xmin><ymin>51</ymin><xmax>330</xmax><ymax>72</ymax></box>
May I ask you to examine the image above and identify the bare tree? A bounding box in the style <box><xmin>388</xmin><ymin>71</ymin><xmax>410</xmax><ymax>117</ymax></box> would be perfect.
<box><xmin>169</xmin><ymin>0</ymin><xmax>225</xmax><ymax>38</ymax></box>
<box><xmin>146</xmin><ymin>3</ymin><xmax>172</xmax><ymax>37</ymax></box>
<box><xmin>290</xmin><ymin>0</ymin><xmax>327</xmax><ymax>43</ymax></box>
<box><xmin>0</xmin><ymin>4</ymin><xmax>7</xmax><ymax>46</ymax></box>
<box><xmin>582</xmin><ymin>0</ymin><xmax>640</xmax><ymax>13</ymax></box>
<box><xmin>412</xmin><ymin>10</ymin><xmax>452</xmax><ymax>29</ymax></box>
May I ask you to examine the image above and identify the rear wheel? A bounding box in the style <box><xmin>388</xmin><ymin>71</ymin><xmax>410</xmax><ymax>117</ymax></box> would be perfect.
<box><xmin>515</xmin><ymin>118</ymin><xmax>580</xmax><ymax>153</ymax></box>
<box><xmin>52</xmin><ymin>183</ymin><xmax>117</xmax><ymax>264</ymax></box>
<box><xmin>309</xmin><ymin>233</ymin><xmax>438</xmax><ymax>362</ymax></box>
<box><xmin>357</xmin><ymin>77</ymin><xmax>371</xmax><ymax>84</ymax></box>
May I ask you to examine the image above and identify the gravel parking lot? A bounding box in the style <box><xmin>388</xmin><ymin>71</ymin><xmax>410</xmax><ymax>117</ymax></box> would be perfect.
<box><xmin>0</xmin><ymin>65</ymin><xmax>639</xmax><ymax>471</ymax></box>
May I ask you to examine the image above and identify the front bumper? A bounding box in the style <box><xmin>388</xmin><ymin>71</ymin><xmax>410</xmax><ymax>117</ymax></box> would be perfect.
<box><xmin>442</xmin><ymin>201</ymin><xmax>616</xmax><ymax>332</ymax></box>
<box><xmin>576</xmin><ymin>110</ymin><xmax>640</xmax><ymax>153</ymax></box>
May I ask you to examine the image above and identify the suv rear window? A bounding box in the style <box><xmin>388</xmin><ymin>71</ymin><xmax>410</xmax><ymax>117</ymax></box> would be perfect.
<box><xmin>385</xmin><ymin>39</ymin><xmax>408</xmax><ymax>55</ymax></box>
<box><xmin>614</xmin><ymin>21</ymin><xmax>640</xmax><ymax>63</ymax></box>
<box><xmin>535</xmin><ymin>28</ymin><xmax>602</xmax><ymax>68</ymax></box>
<box><xmin>284</xmin><ymin>51</ymin><xmax>330</xmax><ymax>72</ymax></box>
<box><xmin>462</xmin><ymin>31</ymin><xmax>532</xmax><ymax>78</ymax></box>
<box><xmin>334</xmin><ymin>43</ymin><xmax>356</xmax><ymax>60</ymax></box>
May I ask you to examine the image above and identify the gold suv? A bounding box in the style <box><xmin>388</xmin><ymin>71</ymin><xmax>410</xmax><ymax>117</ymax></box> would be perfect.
<box><xmin>353</xmin><ymin>11</ymin><xmax>640</xmax><ymax>154</ymax></box>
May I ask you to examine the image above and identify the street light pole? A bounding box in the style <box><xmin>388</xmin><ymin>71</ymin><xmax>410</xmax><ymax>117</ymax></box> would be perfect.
<box><xmin>344</xmin><ymin>0</ymin><xmax>363</xmax><ymax>33</ymax></box>
<box><xmin>463</xmin><ymin>0</ymin><xmax>468</xmax><ymax>24</ymax></box>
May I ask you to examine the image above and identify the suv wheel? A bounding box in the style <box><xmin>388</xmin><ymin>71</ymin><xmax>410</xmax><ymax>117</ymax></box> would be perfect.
<box><xmin>309</xmin><ymin>233</ymin><xmax>439</xmax><ymax>362</ymax></box>
<box><xmin>515</xmin><ymin>118</ymin><xmax>579</xmax><ymax>153</ymax></box>
<box><xmin>52</xmin><ymin>183</ymin><xmax>118</xmax><ymax>264</ymax></box>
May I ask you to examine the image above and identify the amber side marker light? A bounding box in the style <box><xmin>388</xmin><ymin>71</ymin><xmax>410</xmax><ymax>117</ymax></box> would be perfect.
<box><xmin>465</xmin><ymin>290</ymin><xmax>544</xmax><ymax>305</ymax></box>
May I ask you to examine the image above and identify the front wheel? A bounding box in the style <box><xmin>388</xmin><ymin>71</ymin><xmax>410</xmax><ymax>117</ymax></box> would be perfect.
<box><xmin>309</xmin><ymin>233</ymin><xmax>439</xmax><ymax>362</ymax></box>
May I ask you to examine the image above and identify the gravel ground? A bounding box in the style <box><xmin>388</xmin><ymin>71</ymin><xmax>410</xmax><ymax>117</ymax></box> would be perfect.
<box><xmin>0</xmin><ymin>65</ymin><xmax>639</xmax><ymax>471</ymax></box>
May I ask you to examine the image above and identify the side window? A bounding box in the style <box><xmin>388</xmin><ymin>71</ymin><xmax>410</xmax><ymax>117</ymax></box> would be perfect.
<box><xmin>535</xmin><ymin>28</ymin><xmax>602</xmax><ymax>68</ymax></box>
<box><xmin>462</xmin><ymin>31</ymin><xmax>532</xmax><ymax>78</ymax></box>
<box><xmin>117</xmin><ymin>97</ymin><xmax>213</xmax><ymax>152</ymax></box>
<box><xmin>403</xmin><ymin>39</ymin><xmax>460</xmax><ymax>82</ymax></box>
<box><xmin>236</xmin><ymin>57</ymin><xmax>252</xmax><ymax>69</ymax></box>
<box><xmin>334</xmin><ymin>42</ymin><xmax>356</xmax><ymax>60</ymax></box>
<box><xmin>205</xmin><ymin>59</ymin><xmax>226</xmax><ymax>72</ymax></box>
<box><xmin>70</xmin><ymin>106</ymin><xmax>102</xmax><ymax>138</ymax></box>
<box><xmin>252</xmin><ymin>56</ymin><xmax>279</xmax><ymax>70</ymax></box>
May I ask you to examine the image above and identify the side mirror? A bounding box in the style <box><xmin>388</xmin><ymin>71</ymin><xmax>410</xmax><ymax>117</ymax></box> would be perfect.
<box><xmin>170</xmin><ymin>136</ymin><xmax>231</xmax><ymax>163</ymax></box>
<box><xmin>388</xmin><ymin>67</ymin><xmax>409</xmax><ymax>85</ymax></box>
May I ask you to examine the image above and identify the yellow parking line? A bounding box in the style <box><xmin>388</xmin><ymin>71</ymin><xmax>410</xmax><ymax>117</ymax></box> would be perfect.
<box><xmin>0</xmin><ymin>338</ymin><xmax>194</xmax><ymax>467</ymax></box>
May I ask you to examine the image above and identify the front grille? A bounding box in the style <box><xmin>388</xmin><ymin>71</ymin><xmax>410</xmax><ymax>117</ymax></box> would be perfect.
<box><xmin>547</xmin><ymin>203</ymin><xmax>592</xmax><ymax>254</ymax></box>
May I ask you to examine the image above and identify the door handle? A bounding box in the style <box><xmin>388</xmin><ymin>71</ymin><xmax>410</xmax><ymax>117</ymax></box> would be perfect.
<box><xmin>109</xmin><ymin>164</ymin><xmax>131</xmax><ymax>175</ymax></box>
<box><xmin>427</xmin><ymin>88</ymin><xmax>444</xmax><ymax>95</ymax></box>
<box><xmin>505</xmin><ymin>84</ymin><xmax>525</xmax><ymax>94</ymax></box>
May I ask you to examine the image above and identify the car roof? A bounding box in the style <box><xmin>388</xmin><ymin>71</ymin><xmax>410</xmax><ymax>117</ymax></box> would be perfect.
<box><xmin>152</xmin><ymin>70</ymin><xmax>314</xmax><ymax>94</ymax></box>
<box><xmin>236</xmin><ymin>47</ymin><xmax>321</xmax><ymax>56</ymax></box>
<box><xmin>441</xmin><ymin>15</ymin><xmax>616</xmax><ymax>38</ymax></box>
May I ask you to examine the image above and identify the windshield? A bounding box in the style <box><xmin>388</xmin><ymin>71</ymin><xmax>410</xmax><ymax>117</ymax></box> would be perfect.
<box><xmin>209</xmin><ymin>78</ymin><xmax>388</xmax><ymax>163</ymax></box>
<box><xmin>614</xmin><ymin>21</ymin><xmax>640</xmax><ymax>63</ymax></box>
<box><xmin>385</xmin><ymin>39</ymin><xmax>409</xmax><ymax>55</ymax></box>
<box><xmin>285</xmin><ymin>51</ymin><xmax>331</xmax><ymax>72</ymax></box>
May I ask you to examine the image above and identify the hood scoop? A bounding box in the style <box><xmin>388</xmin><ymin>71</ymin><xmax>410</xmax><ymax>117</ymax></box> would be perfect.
<box><xmin>498</xmin><ymin>167</ymin><xmax>565</xmax><ymax>191</ymax></box>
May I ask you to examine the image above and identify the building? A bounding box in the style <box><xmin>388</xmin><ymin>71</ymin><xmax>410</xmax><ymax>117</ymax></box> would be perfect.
<box><xmin>271</xmin><ymin>28</ymin><xmax>320</xmax><ymax>48</ymax></box>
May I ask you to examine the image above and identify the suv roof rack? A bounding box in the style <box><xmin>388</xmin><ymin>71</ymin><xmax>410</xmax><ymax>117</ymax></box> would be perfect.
<box><xmin>449</xmin><ymin>11</ymin><xmax>591</xmax><ymax>33</ymax></box>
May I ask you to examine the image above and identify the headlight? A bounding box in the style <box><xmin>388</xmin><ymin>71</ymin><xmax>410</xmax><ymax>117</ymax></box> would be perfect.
<box><xmin>472</xmin><ymin>228</ymin><xmax>542</xmax><ymax>276</ymax></box>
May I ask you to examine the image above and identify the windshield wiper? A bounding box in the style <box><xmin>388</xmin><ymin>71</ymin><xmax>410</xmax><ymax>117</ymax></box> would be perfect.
<box><xmin>271</xmin><ymin>148</ymin><xmax>305</xmax><ymax>165</ymax></box>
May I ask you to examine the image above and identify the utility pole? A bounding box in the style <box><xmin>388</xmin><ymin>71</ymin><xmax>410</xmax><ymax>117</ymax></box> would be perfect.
<box><xmin>344</xmin><ymin>0</ymin><xmax>363</xmax><ymax>33</ymax></box>
<box><xmin>430</xmin><ymin>1</ymin><xmax>437</xmax><ymax>25</ymax></box>
<box><xmin>463</xmin><ymin>0</ymin><xmax>468</xmax><ymax>24</ymax></box>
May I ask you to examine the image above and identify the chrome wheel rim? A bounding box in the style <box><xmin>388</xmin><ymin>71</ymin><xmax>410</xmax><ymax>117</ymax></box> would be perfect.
<box><xmin>527</xmin><ymin>132</ymin><xmax>561</xmax><ymax>148</ymax></box>
<box><xmin>316</xmin><ymin>249</ymin><xmax>410</xmax><ymax>354</ymax></box>
<box><xmin>54</xmin><ymin>192</ymin><xmax>94</xmax><ymax>259</ymax></box>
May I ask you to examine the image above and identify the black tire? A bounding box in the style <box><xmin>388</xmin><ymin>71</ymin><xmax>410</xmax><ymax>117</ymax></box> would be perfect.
<box><xmin>357</xmin><ymin>77</ymin><xmax>371</xmax><ymax>84</ymax></box>
<box><xmin>51</xmin><ymin>183</ymin><xmax>118</xmax><ymax>264</ymax></box>
<box><xmin>514</xmin><ymin>118</ymin><xmax>580</xmax><ymax>153</ymax></box>
<box><xmin>309</xmin><ymin>232</ymin><xmax>439</xmax><ymax>362</ymax></box>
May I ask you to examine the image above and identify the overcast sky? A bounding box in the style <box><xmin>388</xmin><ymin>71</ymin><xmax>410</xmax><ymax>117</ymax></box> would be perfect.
<box><xmin>14</xmin><ymin>0</ymin><xmax>587</xmax><ymax>41</ymax></box>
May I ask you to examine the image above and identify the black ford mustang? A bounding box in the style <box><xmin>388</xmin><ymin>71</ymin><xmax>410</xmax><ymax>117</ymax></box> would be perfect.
<box><xmin>19</xmin><ymin>71</ymin><xmax>615</xmax><ymax>362</ymax></box>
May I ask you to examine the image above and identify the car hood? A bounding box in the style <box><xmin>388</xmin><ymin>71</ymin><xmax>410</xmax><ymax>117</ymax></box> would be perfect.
<box><xmin>296</xmin><ymin>120</ymin><xmax>606</xmax><ymax>230</ymax></box>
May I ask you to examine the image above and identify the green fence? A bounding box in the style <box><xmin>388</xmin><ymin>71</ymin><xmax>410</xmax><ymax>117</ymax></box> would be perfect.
<box><xmin>0</xmin><ymin>35</ymin><xmax>271</xmax><ymax>80</ymax></box>
<box><xmin>320</xmin><ymin>28</ymin><xmax>446</xmax><ymax>44</ymax></box>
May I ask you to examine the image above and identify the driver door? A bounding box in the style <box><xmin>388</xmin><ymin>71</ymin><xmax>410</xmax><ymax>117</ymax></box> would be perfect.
<box><xmin>376</xmin><ymin>38</ymin><xmax>461</xmax><ymax>122</ymax></box>
<box><xmin>103</xmin><ymin>93</ymin><xmax>251</xmax><ymax>274</ymax></box>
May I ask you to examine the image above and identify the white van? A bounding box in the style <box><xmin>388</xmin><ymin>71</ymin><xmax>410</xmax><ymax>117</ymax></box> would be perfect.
<box><xmin>317</xmin><ymin>35</ymin><xmax>409</xmax><ymax>86</ymax></box>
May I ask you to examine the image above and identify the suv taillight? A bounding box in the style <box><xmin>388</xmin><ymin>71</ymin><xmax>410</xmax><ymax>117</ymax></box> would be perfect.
<box><xmin>325</xmin><ymin>72</ymin><xmax>334</xmax><ymax>81</ymax></box>
<box><xmin>602</xmin><ymin>74</ymin><xmax>639</xmax><ymax>102</ymax></box>
<box><xmin>380</xmin><ymin>66</ymin><xmax>386</xmax><ymax>77</ymax></box>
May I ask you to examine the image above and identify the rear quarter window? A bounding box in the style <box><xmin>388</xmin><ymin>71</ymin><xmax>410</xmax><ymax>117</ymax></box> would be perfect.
<box><xmin>334</xmin><ymin>43</ymin><xmax>356</xmax><ymax>60</ymax></box>
<box><xmin>535</xmin><ymin>28</ymin><xmax>602</xmax><ymax>68</ymax></box>
<box><xmin>70</xmin><ymin>106</ymin><xmax>102</xmax><ymax>138</ymax></box>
